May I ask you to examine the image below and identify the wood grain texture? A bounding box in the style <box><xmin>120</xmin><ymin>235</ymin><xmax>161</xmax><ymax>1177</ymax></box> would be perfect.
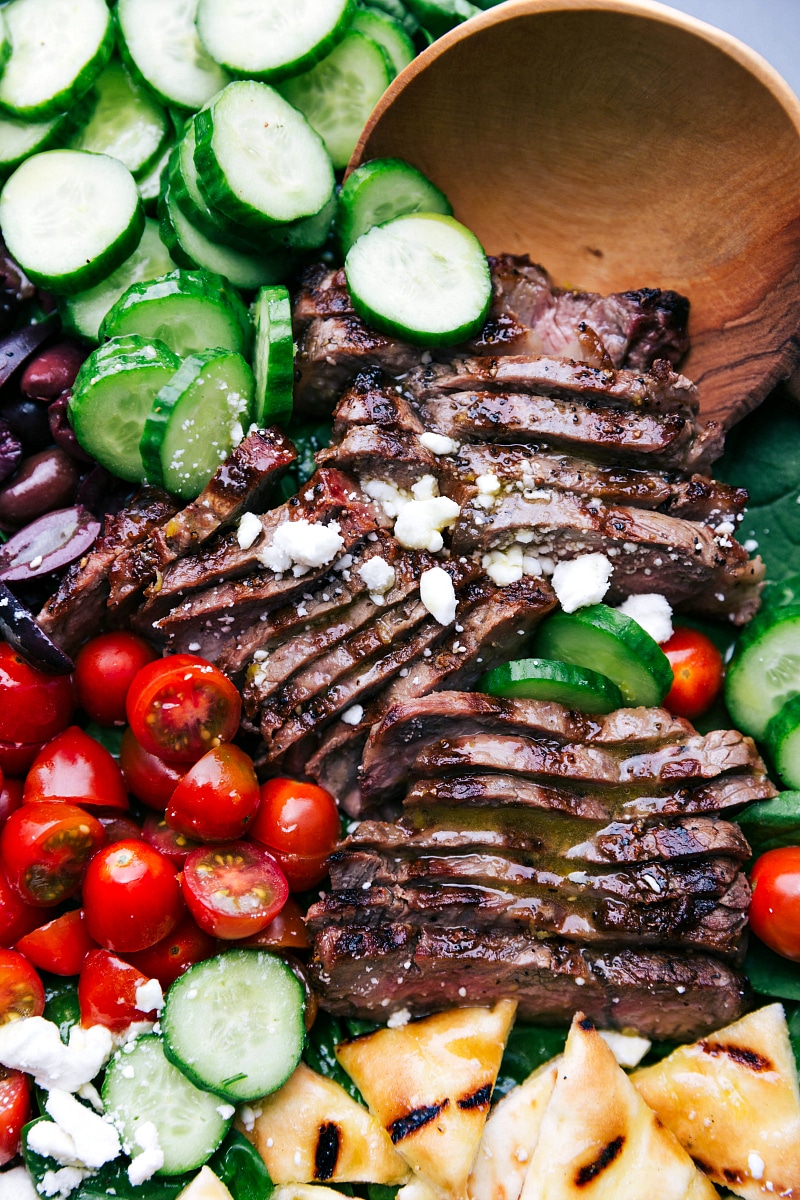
<box><xmin>351</xmin><ymin>0</ymin><xmax>800</xmax><ymax>431</ymax></box>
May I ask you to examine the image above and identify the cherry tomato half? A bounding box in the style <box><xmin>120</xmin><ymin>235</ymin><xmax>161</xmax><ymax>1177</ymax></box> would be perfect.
<box><xmin>120</xmin><ymin>728</ymin><xmax>186</xmax><ymax>812</ymax></box>
<box><xmin>124</xmin><ymin>913</ymin><xmax>218</xmax><ymax>990</ymax></box>
<box><xmin>16</xmin><ymin>909</ymin><xmax>98</xmax><ymax>976</ymax></box>
<box><xmin>24</xmin><ymin>726</ymin><xmax>128</xmax><ymax>811</ymax></box>
<box><xmin>0</xmin><ymin>741</ymin><xmax>45</xmax><ymax>776</ymax></box>
<box><xmin>0</xmin><ymin>949</ymin><xmax>44</xmax><ymax>1024</ymax></box>
<box><xmin>74</xmin><ymin>632</ymin><xmax>157</xmax><ymax>726</ymax></box>
<box><xmin>1</xmin><ymin>802</ymin><xmax>106</xmax><ymax>907</ymax></box>
<box><xmin>662</xmin><ymin>627</ymin><xmax>724</xmax><ymax>720</ymax></box>
<box><xmin>749</xmin><ymin>846</ymin><xmax>800</xmax><ymax>961</ymax></box>
<box><xmin>182</xmin><ymin>842</ymin><xmax>288</xmax><ymax>939</ymax></box>
<box><xmin>0</xmin><ymin>777</ymin><xmax>22</xmax><ymax>829</ymax></box>
<box><xmin>0</xmin><ymin>869</ymin><xmax>41</xmax><ymax>946</ymax></box>
<box><xmin>142</xmin><ymin>813</ymin><xmax>201</xmax><ymax>866</ymax></box>
<box><xmin>0</xmin><ymin>1067</ymin><xmax>30</xmax><ymax>1164</ymax></box>
<box><xmin>126</xmin><ymin>656</ymin><xmax>241</xmax><ymax>764</ymax></box>
<box><xmin>237</xmin><ymin>896</ymin><xmax>310</xmax><ymax>951</ymax></box>
<box><xmin>82</xmin><ymin>840</ymin><xmax>184</xmax><ymax>953</ymax></box>
<box><xmin>97</xmin><ymin>813</ymin><xmax>144</xmax><ymax>846</ymax></box>
<box><xmin>78</xmin><ymin>948</ymin><xmax>159</xmax><ymax>1033</ymax></box>
<box><xmin>166</xmin><ymin>744</ymin><xmax>259</xmax><ymax>842</ymax></box>
<box><xmin>250</xmin><ymin>777</ymin><xmax>340</xmax><ymax>891</ymax></box>
<box><xmin>0</xmin><ymin>643</ymin><xmax>73</xmax><ymax>745</ymax></box>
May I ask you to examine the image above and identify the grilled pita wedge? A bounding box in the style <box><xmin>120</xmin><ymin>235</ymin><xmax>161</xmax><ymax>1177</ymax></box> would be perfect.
<box><xmin>633</xmin><ymin>1003</ymin><xmax>800</xmax><ymax>1200</ymax></box>
<box><xmin>336</xmin><ymin>1000</ymin><xmax>517</xmax><ymax>1200</ymax></box>
<box><xmin>239</xmin><ymin>1062</ymin><xmax>408</xmax><ymax>1185</ymax></box>
<box><xmin>177</xmin><ymin>1167</ymin><xmax>234</xmax><ymax>1200</ymax></box>
<box><xmin>468</xmin><ymin>1057</ymin><xmax>560</xmax><ymax>1200</ymax></box>
<box><xmin>519</xmin><ymin>1014</ymin><xmax>718</xmax><ymax>1200</ymax></box>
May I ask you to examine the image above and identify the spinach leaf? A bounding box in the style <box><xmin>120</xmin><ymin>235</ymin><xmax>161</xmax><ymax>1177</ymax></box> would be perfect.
<box><xmin>365</xmin><ymin>1187</ymin><xmax>399</xmax><ymax>1200</ymax></box>
<box><xmin>42</xmin><ymin>980</ymin><xmax>81</xmax><ymax>1045</ymax></box>
<box><xmin>209</xmin><ymin>1130</ymin><xmax>273</xmax><ymax>1200</ymax></box>
<box><xmin>83</xmin><ymin>721</ymin><xmax>124</xmax><ymax>759</ymax></box>
<box><xmin>494</xmin><ymin>1023</ymin><xmax>567</xmax><ymax>1098</ymax></box>
<box><xmin>788</xmin><ymin>1005</ymin><xmax>800</xmax><ymax>1072</ymax></box>
<box><xmin>745</xmin><ymin>936</ymin><xmax>800</xmax><ymax>1001</ymax></box>
<box><xmin>738</xmin><ymin>792</ymin><xmax>800</xmax><ymax>856</ymax></box>
<box><xmin>303</xmin><ymin>1011</ymin><xmax>366</xmax><ymax>1105</ymax></box>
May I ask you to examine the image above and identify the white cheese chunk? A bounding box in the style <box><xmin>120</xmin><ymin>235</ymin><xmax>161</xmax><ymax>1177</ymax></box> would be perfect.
<box><xmin>341</xmin><ymin>704</ymin><xmax>364</xmax><ymax>726</ymax></box>
<box><xmin>128</xmin><ymin>1121</ymin><xmax>165</xmax><ymax>1186</ymax></box>
<box><xmin>3</xmin><ymin>1165</ymin><xmax>39</xmax><ymax>1200</ymax></box>
<box><xmin>357</xmin><ymin>556</ymin><xmax>396</xmax><ymax>598</ymax></box>
<box><xmin>420</xmin><ymin>566</ymin><xmax>457</xmax><ymax>626</ymax></box>
<box><xmin>386</xmin><ymin>1007</ymin><xmax>411</xmax><ymax>1028</ymax></box>
<box><xmin>616</xmin><ymin>592</ymin><xmax>673</xmax><ymax>644</ymax></box>
<box><xmin>419</xmin><ymin>432</ymin><xmax>459</xmax><ymax>456</ymax></box>
<box><xmin>0</xmin><ymin>1017</ymin><xmax>113</xmax><ymax>1092</ymax></box>
<box><xmin>259</xmin><ymin>519</ymin><xmax>344</xmax><ymax>575</ymax></box>
<box><xmin>45</xmin><ymin>1088</ymin><xmax>121</xmax><ymax>1169</ymax></box>
<box><xmin>40</xmin><ymin>1167</ymin><xmax>86</xmax><ymax>1198</ymax></box>
<box><xmin>134</xmin><ymin>978</ymin><xmax>164</xmax><ymax>1015</ymax></box>
<box><xmin>410</xmin><ymin>474</ymin><xmax>439</xmax><ymax>500</ymax></box>
<box><xmin>236</xmin><ymin>511</ymin><xmax>262</xmax><ymax>550</ymax></box>
<box><xmin>597</xmin><ymin>1029</ymin><xmax>652</xmax><ymax>1068</ymax></box>
<box><xmin>551</xmin><ymin>553</ymin><xmax>613</xmax><ymax>613</ymax></box>
<box><xmin>362</xmin><ymin>478</ymin><xmax>410</xmax><ymax>518</ymax></box>
<box><xmin>394</xmin><ymin>496</ymin><xmax>460</xmax><ymax>552</ymax></box>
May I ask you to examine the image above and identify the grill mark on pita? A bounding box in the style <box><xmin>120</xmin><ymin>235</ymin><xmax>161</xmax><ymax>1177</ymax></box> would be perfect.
<box><xmin>699</xmin><ymin>1040</ymin><xmax>772</xmax><ymax>1071</ymax></box>
<box><xmin>575</xmin><ymin>1136</ymin><xmax>626</xmax><ymax>1186</ymax></box>
<box><xmin>579</xmin><ymin>1016</ymin><xmax>595</xmax><ymax>1032</ymax></box>
<box><xmin>692</xmin><ymin>1157</ymin><xmax>715</xmax><ymax>1176</ymax></box>
<box><xmin>314</xmin><ymin>1122</ymin><xmax>341</xmax><ymax>1180</ymax></box>
<box><xmin>457</xmin><ymin>1083</ymin><xmax>492</xmax><ymax>1111</ymax></box>
<box><xmin>388</xmin><ymin>1099</ymin><xmax>450</xmax><ymax>1143</ymax></box>
<box><xmin>723</xmin><ymin>1168</ymin><xmax>744</xmax><ymax>1184</ymax></box>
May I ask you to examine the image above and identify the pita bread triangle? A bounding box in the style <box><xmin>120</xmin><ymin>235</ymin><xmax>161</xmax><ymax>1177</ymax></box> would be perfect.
<box><xmin>336</xmin><ymin>999</ymin><xmax>517</xmax><ymax>1199</ymax></box>
<box><xmin>518</xmin><ymin>1013</ymin><xmax>718</xmax><ymax>1200</ymax></box>
<box><xmin>633</xmin><ymin>1003</ymin><xmax>800</xmax><ymax>1199</ymax></box>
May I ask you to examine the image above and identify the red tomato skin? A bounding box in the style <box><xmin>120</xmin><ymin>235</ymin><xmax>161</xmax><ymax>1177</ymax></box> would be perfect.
<box><xmin>74</xmin><ymin>632</ymin><xmax>157</xmax><ymax>726</ymax></box>
<box><xmin>662</xmin><ymin>627</ymin><xmax>724</xmax><ymax>720</ymax></box>
<box><xmin>119</xmin><ymin>729</ymin><xmax>186</xmax><ymax>812</ymax></box>
<box><xmin>749</xmin><ymin>846</ymin><xmax>800</xmax><ymax>961</ymax></box>
<box><xmin>16</xmin><ymin>910</ymin><xmax>98</xmax><ymax>976</ymax></box>
<box><xmin>0</xmin><ymin>644</ymin><xmax>74</xmax><ymax>745</ymax></box>
<box><xmin>0</xmin><ymin>1067</ymin><xmax>30</xmax><ymax>1164</ymax></box>
<box><xmin>237</xmin><ymin>897</ymin><xmax>311</xmax><ymax>951</ymax></box>
<box><xmin>0</xmin><ymin>869</ymin><xmax>41</xmax><ymax>946</ymax></box>
<box><xmin>166</xmin><ymin>744</ymin><xmax>260</xmax><ymax>842</ymax></box>
<box><xmin>126</xmin><ymin>656</ymin><xmax>241</xmax><ymax>764</ymax></box>
<box><xmin>0</xmin><ymin>741</ymin><xmax>45</xmax><ymax>776</ymax></box>
<box><xmin>0</xmin><ymin>949</ymin><xmax>45</xmax><ymax>1023</ymax></box>
<box><xmin>142</xmin><ymin>813</ymin><xmax>201</xmax><ymax>866</ymax></box>
<box><xmin>181</xmin><ymin>842</ymin><xmax>288</xmax><ymax>939</ymax></box>
<box><xmin>271</xmin><ymin>849</ymin><xmax>332</xmax><ymax>893</ymax></box>
<box><xmin>23</xmin><ymin>726</ymin><xmax>129</xmax><ymax>811</ymax></box>
<box><xmin>78</xmin><ymin>948</ymin><xmax>158</xmax><ymax>1033</ymax></box>
<box><xmin>97</xmin><ymin>813</ymin><xmax>143</xmax><ymax>846</ymax></box>
<box><xmin>0</xmin><ymin>777</ymin><xmax>22</xmax><ymax>829</ymax></box>
<box><xmin>1</xmin><ymin>802</ymin><xmax>106</xmax><ymax>907</ymax></box>
<box><xmin>251</xmin><ymin>777</ymin><xmax>340</xmax><ymax>859</ymax></box>
<box><xmin>82</xmin><ymin>839</ymin><xmax>184</xmax><ymax>953</ymax></box>
<box><xmin>124</xmin><ymin>913</ymin><xmax>218</xmax><ymax>989</ymax></box>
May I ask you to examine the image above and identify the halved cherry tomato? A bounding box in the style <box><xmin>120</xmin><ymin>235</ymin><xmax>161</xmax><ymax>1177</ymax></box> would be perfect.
<box><xmin>124</xmin><ymin>913</ymin><xmax>217</xmax><ymax>990</ymax></box>
<box><xmin>0</xmin><ymin>643</ymin><xmax>73</xmax><ymax>745</ymax></box>
<box><xmin>749</xmin><ymin>846</ymin><xmax>800</xmax><ymax>961</ymax></box>
<box><xmin>166</xmin><ymin>744</ymin><xmax>259</xmax><ymax>842</ymax></box>
<box><xmin>0</xmin><ymin>777</ymin><xmax>22</xmax><ymax>829</ymax></box>
<box><xmin>16</xmin><ymin>909</ymin><xmax>98</xmax><ymax>976</ymax></box>
<box><xmin>0</xmin><ymin>1065</ymin><xmax>30</xmax><ymax>1164</ymax></box>
<box><xmin>237</xmin><ymin>896</ymin><xmax>310</xmax><ymax>951</ymax></box>
<box><xmin>119</xmin><ymin>728</ymin><xmax>186</xmax><ymax>812</ymax></box>
<box><xmin>0</xmin><ymin>949</ymin><xmax>44</xmax><ymax>1024</ymax></box>
<box><xmin>0</xmin><ymin>867</ymin><xmax>41</xmax><ymax>946</ymax></box>
<box><xmin>250</xmin><ymin>777</ymin><xmax>340</xmax><ymax>891</ymax></box>
<box><xmin>78</xmin><ymin>948</ymin><xmax>159</xmax><ymax>1033</ymax></box>
<box><xmin>662</xmin><ymin>627</ymin><xmax>724</xmax><ymax>720</ymax></box>
<box><xmin>142</xmin><ymin>813</ymin><xmax>201</xmax><ymax>866</ymax></box>
<box><xmin>82</xmin><ymin>840</ymin><xmax>184</xmax><ymax>953</ymax></box>
<box><xmin>23</xmin><ymin>726</ymin><xmax>128</xmax><ymax>811</ymax></box>
<box><xmin>126</xmin><ymin>655</ymin><xmax>241</xmax><ymax>764</ymax></box>
<box><xmin>182</xmin><ymin>842</ymin><xmax>288</xmax><ymax>939</ymax></box>
<box><xmin>0</xmin><ymin>741</ymin><xmax>45</xmax><ymax>776</ymax></box>
<box><xmin>74</xmin><ymin>632</ymin><xmax>157</xmax><ymax>726</ymax></box>
<box><xmin>1</xmin><ymin>802</ymin><xmax>106</xmax><ymax>907</ymax></box>
<box><xmin>97</xmin><ymin>813</ymin><xmax>143</xmax><ymax>846</ymax></box>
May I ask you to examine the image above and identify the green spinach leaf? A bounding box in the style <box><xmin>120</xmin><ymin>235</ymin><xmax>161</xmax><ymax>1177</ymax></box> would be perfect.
<box><xmin>303</xmin><ymin>1011</ymin><xmax>366</xmax><ymax>1105</ymax></box>
<box><xmin>495</xmin><ymin>1023</ymin><xmax>567</xmax><ymax>1098</ymax></box>
<box><xmin>209</xmin><ymin>1130</ymin><xmax>273</xmax><ymax>1200</ymax></box>
<box><xmin>745</xmin><ymin>936</ymin><xmax>800</xmax><ymax>1001</ymax></box>
<box><xmin>738</xmin><ymin>792</ymin><xmax>800</xmax><ymax>857</ymax></box>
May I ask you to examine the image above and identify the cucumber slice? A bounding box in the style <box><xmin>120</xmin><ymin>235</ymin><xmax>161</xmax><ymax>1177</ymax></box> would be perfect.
<box><xmin>766</xmin><ymin>697</ymin><xmax>800</xmax><ymax>790</ymax></box>
<box><xmin>251</xmin><ymin>286</ymin><xmax>293</xmax><ymax>427</ymax></box>
<box><xmin>345</xmin><ymin>212</ymin><xmax>491</xmax><ymax>347</ymax></box>
<box><xmin>60</xmin><ymin>218</ymin><xmax>175</xmax><ymax>342</ymax></box>
<box><xmin>0</xmin><ymin>149</ymin><xmax>145</xmax><ymax>294</ymax></box>
<box><xmin>533</xmin><ymin>604</ymin><xmax>674</xmax><ymax>708</ymax></box>
<box><xmin>726</xmin><ymin>605</ymin><xmax>800</xmax><ymax>740</ymax></box>
<box><xmin>0</xmin><ymin>11</ymin><xmax>9</xmax><ymax>75</ymax></box>
<box><xmin>69</xmin><ymin>60</ymin><xmax>169</xmax><ymax>180</ymax></box>
<box><xmin>366</xmin><ymin>0</ymin><xmax>421</xmax><ymax>37</ymax></box>
<box><xmin>480</xmin><ymin>657</ymin><xmax>624</xmax><ymax>714</ymax></box>
<box><xmin>0</xmin><ymin>97</ymin><xmax>93</xmax><ymax>177</ymax></box>
<box><xmin>266</xmin><ymin>193</ymin><xmax>337</xmax><ymax>254</ymax></box>
<box><xmin>405</xmin><ymin>0</ymin><xmax>481</xmax><ymax>37</ymax></box>
<box><xmin>279</xmin><ymin>31</ymin><xmax>392</xmax><ymax>171</ymax></box>
<box><xmin>352</xmin><ymin>8</ymin><xmax>416</xmax><ymax>77</ymax></box>
<box><xmin>138</xmin><ymin>137</ymin><xmax>176</xmax><ymax>212</ymax></box>
<box><xmin>159</xmin><ymin>183</ymin><xmax>293</xmax><ymax>290</ymax></box>
<box><xmin>170</xmin><ymin>123</ymin><xmax>256</xmax><ymax>251</ymax></box>
<box><xmin>69</xmin><ymin>335</ymin><xmax>181</xmax><ymax>481</ymax></box>
<box><xmin>194</xmin><ymin>81</ymin><xmax>335</xmax><ymax>231</ymax></box>
<box><xmin>162</xmin><ymin>950</ymin><xmax>305</xmax><ymax>1103</ymax></box>
<box><xmin>116</xmin><ymin>0</ymin><xmax>230</xmax><ymax>111</ymax></box>
<box><xmin>103</xmin><ymin>1035</ymin><xmax>231</xmax><ymax>1176</ymax></box>
<box><xmin>140</xmin><ymin>348</ymin><xmax>254</xmax><ymax>498</ymax></box>
<box><xmin>101</xmin><ymin>269</ymin><xmax>251</xmax><ymax>358</ymax></box>
<box><xmin>337</xmin><ymin>157</ymin><xmax>452</xmax><ymax>253</ymax></box>
<box><xmin>196</xmin><ymin>0</ymin><xmax>355</xmax><ymax>83</ymax></box>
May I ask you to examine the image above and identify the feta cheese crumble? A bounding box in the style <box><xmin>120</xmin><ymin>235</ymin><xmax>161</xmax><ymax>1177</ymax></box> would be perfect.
<box><xmin>2</xmin><ymin>1165</ymin><xmax>38</xmax><ymax>1200</ymax></box>
<box><xmin>482</xmin><ymin>542</ymin><xmax>550</xmax><ymax>587</ymax></box>
<box><xmin>127</xmin><ymin>1121</ymin><xmax>165</xmax><ymax>1186</ymax></box>
<box><xmin>341</xmin><ymin>705</ymin><xmax>364</xmax><ymax>726</ymax></box>
<box><xmin>551</xmin><ymin>554</ymin><xmax>613</xmax><ymax>613</ymax></box>
<box><xmin>597</xmin><ymin>1030</ymin><xmax>652</xmax><ymax>1068</ymax></box>
<box><xmin>134</xmin><ymin>978</ymin><xmax>164</xmax><ymax>1016</ymax></box>
<box><xmin>616</xmin><ymin>593</ymin><xmax>673</xmax><ymax>644</ymax></box>
<box><xmin>236</xmin><ymin>512</ymin><xmax>262</xmax><ymax>550</ymax></box>
<box><xmin>419</xmin><ymin>432</ymin><xmax>459</xmax><ymax>456</ymax></box>
<box><xmin>357</xmin><ymin>555</ymin><xmax>396</xmax><ymax>604</ymax></box>
<box><xmin>44</xmin><ymin>1088</ymin><xmax>121</xmax><ymax>1169</ymax></box>
<box><xmin>259</xmin><ymin>519</ymin><xmax>344</xmax><ymax>576</ymax></box>
<box><xmin>420</xmin><ymin>566</ymin><xmax>457</xmax><ymax>626</ymax></box>
<box><xmin>0</xmin><ymin>1017</ymin><xmax>113</xmax><ymax>1092</ymax></box>
<box><xmin>387</xmin><ymin>1008</ymin><xmax>412</xmax><ymax>1028</ymax></box>
<box><xmin>394</xmin><ymin>497</ymin><xmax>460</xmax><ymax>552</ymax></box>
<box><xmin>474</xmin><ymin>472</ymin><xmax>502</xmax><ymax>510</ymax></box>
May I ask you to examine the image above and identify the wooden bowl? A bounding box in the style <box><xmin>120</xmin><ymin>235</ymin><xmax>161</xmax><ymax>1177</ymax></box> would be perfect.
<box><xmin>350</xmin><ymin>0</ymin><xmax>800</xmax><ymax>430</ymax></box>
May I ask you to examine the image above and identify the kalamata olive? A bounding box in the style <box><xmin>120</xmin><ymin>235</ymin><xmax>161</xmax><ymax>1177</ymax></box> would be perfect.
<box><xmin>0</xmin><ymin>245</ymin><xmax>35</xmax><ymax>335</ymax></box>
<box><xmin>21</xmin><ymin>342</ymin><xmax>87</xmax><ymax>400</ymax></box>
<box><xmin>48</xmin><ymin>391</ymin><xmax>93</xmax><ymax>463</ymax></box>
<box><xmin>0</xmin><ymin>447</ymin><xmax>80</xmax><ymax>527</ymax></box>
<box><xmin>0</xmin><ymin>317</ymin><xmax>57</xmax><ymax>390</ymax></box>
<box><xmin>0</xmin><ymin>419</ymin><xmax>22</xmax><ymax>483</ymax></box>
<box><xmin>0</xmin><ymin>393</ymin><xmax>52</xmax><ymax>453</ymax></box>
<box><xmin>76</xmin><ymin>465</ymin><xmax>135</xmax><ymax>520</ymax></box>
<box><xmin>0</xmin><ymin>506</ymin><xmax>100</xmax><ymax>582</ymax></box>
<box><xmin>0</xmin><ymin>581</ymin><xmax>74</xmax><ymax>673</ymax></box>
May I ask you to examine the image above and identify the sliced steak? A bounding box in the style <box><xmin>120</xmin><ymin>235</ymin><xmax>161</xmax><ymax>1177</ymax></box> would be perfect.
<box><xmin>310</xmin><ymin>925</ymin><xmax>747</xmax><ymax>1040</ymax></box>
<box><xmin>318</xmin><ymin>425</ymin><xmax>440</xmax><ymax>487</ymax></box>
<box><xmin>331</xmin><ymin>369</ymin><xmax>424</xmax><ymax>440</ymax></box>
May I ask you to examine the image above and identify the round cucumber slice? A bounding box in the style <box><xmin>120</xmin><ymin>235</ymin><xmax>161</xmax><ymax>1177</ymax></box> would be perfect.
<box><xmin>100</xmin><ymin>269</ymin><xmax>251</xmax><ymax>358</ymax></box>
<box><xmin>141</xmin><ymin>348</ymin><xmax>254</xmax><ymax>499</ymax></box>
<box><xmin>117</xmin><ymin>0</ymin><xmax>230</xmax><ymax>111</ymax></box>
<box><xmin>69</xmin><ymin>335</ymin><xmax>181</xmax><ymax>482</ymax></box>
<box><xmin>170</xmin><ymin>123</ymin><xmax>257</xmax><ymax>252</ymax></box>
<box><xmin>162</xmin><ymin>950</ymin><xmax>305</xmax><ymax>1103</ymax></box>
<box><xmin>251</xmin><ymin>285</ymin><xmax>293</xmax><ymax>427</ymax></box>
<box><xmin>533</xmin><ymin>604</ymin><xmax>674</xmax><ymax>708</ymax></box>
<box><xmin>480</xmin><ymin>657</ymin><xmax>624</xmax><ymax>714</ymax></box>
<box><xmin>345</xmin><ymin>212</ymin><xmax>491</xmax><ymax>347</ymax></box>
<box><xmin>0</xmin><ymin>11</ymin><xmax>9</xmax><ymax>75</ymax></box>
<box><xmin>196</xmin><ymin>0</ymin><xmax>355</xmax><ymax>82</ymax></box>
<box><xmin>337</xmin><ymin>156</ymin><xmax>453</xmax><ymax>253</ymax></box>
<box><xmin>766</xmin><ymin>696</ymin><xmax>800</xmax><ymax>790</ymax></box>
<box><xmin>0</xmin><ymin>89</ymin><xmax>96</xmax><ymax>178</ymax></box>
<box><xmin>69</xmin><ymin>59</ymin><xmax>169</xmax><ymax>180</ymax></box>
<box><xmin>726</xmin><ymin>605</ymin><xmax>800</xmax><ymax>740</ymax></box>
<box><xmin>0</xmin><ymin>149</ymin><xmax>145</xmax><ymax>295</ymax></box>
<box><xmin>352</xmin><ymin>8</ymin><xmax>416</xmax><ymax>77</ymax></box>
<box><xmin>103</xmin><ymin>1035</ymin><xmax>231</xmax><ymax>1176</ymax></box>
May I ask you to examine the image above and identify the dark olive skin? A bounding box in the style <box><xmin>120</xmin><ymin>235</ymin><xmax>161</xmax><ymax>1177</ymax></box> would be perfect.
<box><xmin>0</xmin><ymin>446</ymin><xmax>81</xmax><ymax>527</ymax></box>
<box><xmin>21</xmin><ymin>341</ymin><xmax>87</xmax><ymax>400</ymax></box>
<box><xmin>0</xmin><ymin>418</ymin><xmax>23</xmax><ymax>482</ymax></box>
<box><xmin>0</xmin><ymin>393</ymin><xmax>52</xmax><ymax>453</ymax></box>
<box><xmin>48</xmin><ymin>391</ymin><xmax>93</xmax><ymax>463</ymax></box>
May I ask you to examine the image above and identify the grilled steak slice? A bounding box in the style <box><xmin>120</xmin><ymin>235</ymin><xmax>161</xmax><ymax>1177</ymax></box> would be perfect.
<box><xmin>318</xmin><ymin>425</ymin><xmax>441</xmax><ymax>487</ymax></box>
<box><xmin>310</xmin><ymin>925</ymin><xmax>747</xmax><ymax>1040</ymax></box>
<box><xmin>331</xmin><ymin>369</ymin><xmax>424</xmax><ymax>439</ymax></box>
<box><xmin>107</xmin><ymin>429</ymin><xmax>296</xmax><ymax>612</ymax></box>
<box><xmin>37</xmin><ymin>487</ymin><xmax>177</xmax><ymax>652</ymax></box>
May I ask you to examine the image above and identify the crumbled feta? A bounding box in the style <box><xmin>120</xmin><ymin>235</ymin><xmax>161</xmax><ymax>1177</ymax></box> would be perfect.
<box><xmin>474</xmin><ymin>472</ymin><xmax>502</xmax><ymax>510</ymax></box>
<box><xmin>40</xmin><ymin>1167</ymin><xmax>86</xmax><ymax>1198</ymax></box>
<box><xmin>748</xmin><ymin>1151</ymin><xmax>766</xmax><ymax>1181</ymax></box>
<box><xmin>109</xmin><ymin>1020</ymin><xmax>155</xmax><ymax>1048</ymax></box>
<box><xmin>743</xmin><ymin>538</ymin><xmax>759</xmax><ymax>553</ymax></box>
<box><xmin>134</xmin><ymin>979</ymin><xmax>164</xmax><ymax>1016</ymax></box>
<box><xmin>0</xmin><ymin>1017</ymin><xmax>113</xmax><ymax>1092</ymax></box>
<box><xmin>216</xmin><ymin>1104</ymin><xmax>236</xmax><ymax>1120</ymax></box>
<box><xmin>482</xmin><ymin>543</ymin><xmax>547</xmax><ymax>587</ymax></box>
<box><xmin>27</xmin><ymin>1120</ymin><xmax>79</xmax><ymax>1165</ymax></box>
<box><xmin>127</xmin><ymin>1122</ymin><xmax>164</xmax><ymax>1186</ymax></box>
<box><xmin>259</xmin><ymin>519</ymin><xmax>344</xmax><ymax>575</ymax></box>
<box><xmin>387</xmin><ymin>1008</ymin><xmax>412</xmax><ymax>1029</ymax></box>
<box><xmin>45</xmin><ymin>1088</ymin><xmax>121</xmax><ymax>1169</ymax></box>
<box><xmin>419</xmin><ymin>566</ymin><xmax>457</xmax><ymax>626</ymax></box>
<box><xmin>362</xmin><ymin>478</ymin><xmax>410</xmax><ymax>519</ymax></box>
<box><xmin>411</xmin><ymin>474</ymin><xmax>439</xmax><ymax>501</ymax></box>
<box><xmin>3</xmin><ymin>1165</ymin><xmax>39</xmax><ymax>1200</ymax></box>
<box><xmin>551</xmin><ymin>554</ymin><xmax>613</xmax><ymax>613</ymax></box>
<box><xmin>616</xmin><ymin>593</ymin><xmax>673</xmax><ymax>644</ymax></box>
<box><xmin>394</xmin><ymin>497</ymin><xmax>460</xmax><ymax>552</ymax></box>
<box><xmin>341</xmin><ymin>705</ymin><xmax>364</xmax><ymax>726</ymax></box>
<box><xmin>420</xmin><ymin>432</ymin><xmax>459</xmax><ymax>456</ymax></box>
<box><xmin>358</xmin><ymin>556</ymin><xmax>396</xmax><ymax>601</ymax></box>
<box><xmin>597</xmin><ymin>1030</ymin><xmax>652</xmax><ymax>1068</ymax></box>
<box><xmin>236</xmin><ymin>512</ymin><xmax>262</xmax><ymax>550</ymax></box>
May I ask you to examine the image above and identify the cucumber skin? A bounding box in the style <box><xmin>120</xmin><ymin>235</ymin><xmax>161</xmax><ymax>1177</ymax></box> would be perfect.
<box><xmin>114</xmin><ymin>5</ymin><xmax>230</xmax><ymax>113</ymax></box>
<box><xmin>336</xmin><ymin>156</ymin><xmax>453</xmax><ymax>253</ymax></box>
<box><xmin>0</xmin><ymin>91</ymin><xmax>96</xmax><ymax>178</ymax></box>
<box><xmin>252</xmin><ymin>285</ymin><xmax>294</xmax><ymax>427</ymax></box>
<box><xmin>169</xmin><ymin>138</ymin><xmax>258</xmax><ymax>253</ymax></box>
<box><xmin>766</xmin><ymin>696</ymin><xmax>800</xmax><ymax>789</ymax></box>
<box><xmin>726</xmin><ymin>604</ymin><xmax>800</xmax><ymax>739</ymax></box>
<box><xmin>480</xmin><ymin>657</ymin><xmax>624</xmax><ymax>715</ymax></box>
